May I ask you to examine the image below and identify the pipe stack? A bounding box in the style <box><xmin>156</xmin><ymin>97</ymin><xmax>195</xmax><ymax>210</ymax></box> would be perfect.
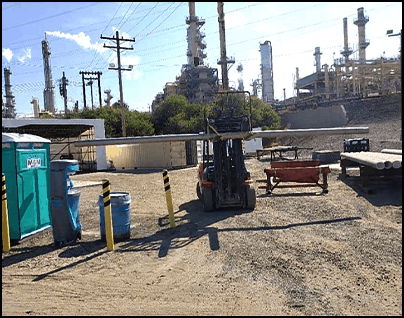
<box><xmin>341</xmin><ymin>152</ymin><xmax>402</xmax><ymax>170</ymax></box>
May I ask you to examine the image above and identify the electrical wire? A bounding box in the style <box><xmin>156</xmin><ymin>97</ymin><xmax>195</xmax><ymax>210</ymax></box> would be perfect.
<box><xmin>92</xmin><ymin>2</ymin><xmax>162</xmax><ymax>70</ymax></box>
<box><xmin>2</xmin><ymin>2</ymin><xmax>104</xmax><ymax>32</ymax></box>
<box><xmin>4</xmin><ymin>3</ymin><xmax>400</xmax><ymax>91</ymax></box>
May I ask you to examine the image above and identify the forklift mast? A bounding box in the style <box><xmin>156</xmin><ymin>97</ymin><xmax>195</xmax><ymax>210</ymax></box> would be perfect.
<box><xmin>202</xmin><ymin>91</ymin><xmax>253</xmax><ymax>209</ymax></box>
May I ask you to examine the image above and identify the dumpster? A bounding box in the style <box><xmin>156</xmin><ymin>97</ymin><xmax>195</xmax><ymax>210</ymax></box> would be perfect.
<box><xmin>98</xmin><ymin>192</ymin><xmax>131</xmax><ymax>242</ymax></box>
<box><xmin>2</xmin><ymin>133</ymin><xmax>52</xmax><ymax>241</ymax></box>
<box><xmin>50</xmin><ymin>159</ymin><xmax>82</xmax><ymax>247</ymax></box>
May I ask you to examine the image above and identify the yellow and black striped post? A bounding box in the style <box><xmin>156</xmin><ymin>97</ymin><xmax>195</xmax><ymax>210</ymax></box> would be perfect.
<box><xmin>102</xmin><ymin>179</ymin><xmax>114</xmax><ymax>251</ymax></box>
<box><xmin>2</xmin><ymin>173</ymin><xmax>11</xmax><ymax>252</ymax></box>
<box><xmin>162</xmin><ymin>170</ymin><xmax>175</xmax><ymax>228</ymax></box>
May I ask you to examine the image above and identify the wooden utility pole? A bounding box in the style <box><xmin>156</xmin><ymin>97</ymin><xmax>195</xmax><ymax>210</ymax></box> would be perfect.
<box><xmin>101</xmin><ymin>31</ymin><xmax>135</xmax><ymax>137</ymax></box>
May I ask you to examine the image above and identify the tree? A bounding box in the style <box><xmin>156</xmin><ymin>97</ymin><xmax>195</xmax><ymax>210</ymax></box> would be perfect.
<box><xmin>64</xmin><ymin>105</ymin><xmax>155</xmax><ymax>138</ymax></box>
<box><xmin>250</xmin><ymin>96</ymin><xmax>281</xmax><ymax>130</ymax></box>
<box><xmin>152</xmin><ymin>94</ymin><xmax>205</xmax><ymax>134</ymax></box>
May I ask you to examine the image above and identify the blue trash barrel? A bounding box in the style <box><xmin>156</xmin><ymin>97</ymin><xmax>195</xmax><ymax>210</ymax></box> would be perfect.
<box><xmin>99</xmin><ymin>192</ymin><xmax>131</xmax><ymax>242</ymax></box>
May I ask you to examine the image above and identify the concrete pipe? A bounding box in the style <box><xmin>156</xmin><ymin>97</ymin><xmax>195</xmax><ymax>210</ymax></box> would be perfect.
<box><xmin>381</xmin><ymin>149</ymin><xmax>402</xmax><ymax>155</ymax></box>
<box><xmin>341</xmin><ymin>153</ymin><xmax>385</xmax><ymax>170</ymax></box>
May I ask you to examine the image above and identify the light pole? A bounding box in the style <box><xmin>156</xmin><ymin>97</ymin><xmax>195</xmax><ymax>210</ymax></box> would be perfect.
<box><xmin>386</xmin><ymin>29</ymin><xmax>402</xmax><ymax>140</ymax></box>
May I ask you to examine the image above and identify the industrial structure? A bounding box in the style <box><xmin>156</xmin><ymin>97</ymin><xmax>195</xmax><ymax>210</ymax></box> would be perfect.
<box><xmin>42</xmin><ymin>33</ymin><xmax>56</xmax><ymax>114</ymax></box>
<box><xmin>3</xmin><ymin>67</ymin><xmax>16</xmax><ymax>118</ymax></box>
<box><xmin>151</xmin><ymin>2</ymin><xmax>220</xmax><ymax>111</ymax></box>
<box><xmin>294</xmin><ymin>7</ymin><xmax>401</xmax><ymax>107</ymax></box>
<box><xmin>259</xmin><ymin>40</ymin><xmax>275</xmax><ymax>103</ymax></box>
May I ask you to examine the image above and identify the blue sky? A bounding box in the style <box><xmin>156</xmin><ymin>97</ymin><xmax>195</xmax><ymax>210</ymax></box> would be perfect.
<box><xmin>2</xmin><ymin>2</ymin><xmax>402</xmax><ymax>116</ymax></box>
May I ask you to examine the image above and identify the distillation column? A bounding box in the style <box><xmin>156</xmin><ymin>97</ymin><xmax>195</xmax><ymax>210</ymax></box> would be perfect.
<box><xmin>187</xmin><ymin>2</ymin><xmax>198</xmax><ymax>66</ymax></box>
<box><xmin>260</xmin><ymin>40</ymin><xmax>274</xmax><ymax>103</ymax></box>
<box><xmin>42</xmin><ymin>33</ymin><xmax>56</xmax><ymax>114</ymax></box>
<box><xmin>3</xmin><ymin>67</ymin><xmax>16</xmax><ymax>118</ymax></box>
<box><xmin>353</xmin><ymin>7</ymin><xmax>369</xmax><ymax>63</ymax></box>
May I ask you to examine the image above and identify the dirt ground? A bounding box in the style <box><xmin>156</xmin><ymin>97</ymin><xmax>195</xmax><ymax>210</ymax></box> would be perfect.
<box><xmin>2</xmin><ymin>149</ymin><xmax>402</xmax><ymax>315</ymax></box>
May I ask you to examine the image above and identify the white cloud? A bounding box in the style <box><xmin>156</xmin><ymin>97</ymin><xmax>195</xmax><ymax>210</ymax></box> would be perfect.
<box><xmin>2</xmin><ymin>48</ymin><xmax>13</xmax><ymax>62</ymax></box>
<box><xmin>17</xmin><ymin>48</ymin><xmax>31</xmax><ymax>63</ymax></box>
<box><xmin>46</xmin><ymin>31</ymin><xmax>106</xmax><ymax>53</ymax></box>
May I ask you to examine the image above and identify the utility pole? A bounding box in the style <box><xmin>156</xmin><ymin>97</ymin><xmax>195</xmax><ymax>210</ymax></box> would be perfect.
<box><xmin>81</xmin><ymin>71</ymin><xmax>87</xmax><ymax>108</ymax></box>
<box><xmin>79</xmin><ymin>71</ymin><xmax>103</xmax><ymax>109</ymax></box>
<box><xmin>101</xmin><ymin>31</ymin><xmax>135</xmax><ymax>137</ymax></box>
<box><xmin>59</xmin><ymin>71</ymin><xmax>68</xmax><ymax>114</ymax></box>
<box><xmin>87</xmin><ymin>79</ymin><xmax>95</xmax><ymax>109</ymax></box>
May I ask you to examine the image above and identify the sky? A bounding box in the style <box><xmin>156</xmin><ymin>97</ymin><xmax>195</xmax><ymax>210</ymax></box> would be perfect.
<box><xmin>2</xmin><ymin>2</ymin><xmax>402</xmax><ymax>116</ymax></box>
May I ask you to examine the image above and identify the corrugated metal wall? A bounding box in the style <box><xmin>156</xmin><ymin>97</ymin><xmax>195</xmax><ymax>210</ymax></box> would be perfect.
<box><xmin>106</xmin><ymin>141</ymin><xmax>189</xmax><ymax>169</ymax></box>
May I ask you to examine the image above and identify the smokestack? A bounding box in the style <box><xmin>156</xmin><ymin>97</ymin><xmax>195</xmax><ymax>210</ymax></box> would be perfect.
<box><xmin>353</xmin><ymin>7</ymin><xmax>369</xmax><ymax>63</ymax></box>
<box><xmin>217</xmin><ymin>2</ymin><xmax>233</xmax><ymax>91</ymax></box>
<box><xmin>340</xmin><ymin>17</ymin><xmax>353</xmax><ymax>65</ymax></box>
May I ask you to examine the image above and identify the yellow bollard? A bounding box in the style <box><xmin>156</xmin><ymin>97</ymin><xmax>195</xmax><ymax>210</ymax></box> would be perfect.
<box><xmin>2</xmin><ymin>173</ymin><xmax>11</xmax><ymax>252</ymax></box>
<box><xmin>102</xmin><ymin>179</ymin><xmax>114</xmax><ymax>251</ymax></box>
<box><xmin>162</xmin><ymin>170</ymin><xmax>175</xmax><ymax>228</ymax></box>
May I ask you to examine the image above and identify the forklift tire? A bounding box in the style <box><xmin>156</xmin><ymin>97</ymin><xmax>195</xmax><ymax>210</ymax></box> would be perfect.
<box><xmin>245</xmin><ymin>184</ymin><xmax>256</xmax><ymax>209</ymax></box>
<box><xmin>202</xmin><ymin>187</ymin><xmax>214</xmax><ymax>212</ymax></box>
<box><xmin>196</xmin><ymin>182</ymin><xmax>202</xmax><ymax>200</ymax></box>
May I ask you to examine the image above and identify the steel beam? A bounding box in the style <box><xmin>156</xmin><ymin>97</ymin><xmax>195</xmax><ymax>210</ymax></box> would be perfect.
<box><xmin>74</xmin><ymin>127</ymin><xmax>369</xmax><ymax>148</ymax></box>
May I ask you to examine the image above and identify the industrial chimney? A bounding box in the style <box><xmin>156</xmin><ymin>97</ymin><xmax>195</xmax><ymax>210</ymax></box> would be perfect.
<box><xmin>353</xmin><ymin>7</ymin><xmax>369</xmax><ymax>63</ymax></box>
<box><xmin>42</xmin><ymin>33</ymin><xmax>56</xmax><ymax>113</ymax></box>
<box><xmin>340</xmin><ymin>17</ymin><xmax>353</xmax><ymax>66</ymax></box>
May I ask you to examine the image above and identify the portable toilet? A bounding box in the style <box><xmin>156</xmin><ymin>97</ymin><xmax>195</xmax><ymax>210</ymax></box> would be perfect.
<box><xmin>2</xmin><ymin>133</ymin><xmax>52</xmax><ymax>241</ymax></box>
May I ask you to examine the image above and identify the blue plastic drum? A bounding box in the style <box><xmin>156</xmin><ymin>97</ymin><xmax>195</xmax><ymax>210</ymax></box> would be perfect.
<box><xmin>99</xmin><ymin>192</ymin><xmax>131</xmax><ymax>242</ymax></box>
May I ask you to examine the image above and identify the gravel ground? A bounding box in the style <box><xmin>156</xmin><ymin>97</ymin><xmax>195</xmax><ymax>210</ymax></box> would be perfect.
<box><xmin>2</xmin><ymin>94</ymin><xmax>402</xmax><ymax>315</ymax></box>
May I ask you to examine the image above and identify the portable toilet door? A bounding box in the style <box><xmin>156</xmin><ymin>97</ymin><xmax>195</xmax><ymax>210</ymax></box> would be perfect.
<box><xmin>2</xmin><ymin>133</ymin><xmax>52</xmax><ymax>241</ymax></box>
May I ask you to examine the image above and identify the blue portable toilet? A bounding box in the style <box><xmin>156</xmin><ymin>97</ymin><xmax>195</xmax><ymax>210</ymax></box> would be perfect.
<box><xmin>2</xmin><ymin>133</ymin><xmax>52</xmax><ymax>241</ymax></box>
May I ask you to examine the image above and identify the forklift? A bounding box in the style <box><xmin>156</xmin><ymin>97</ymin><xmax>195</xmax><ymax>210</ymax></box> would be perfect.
<box><xmin>197</xmin><ymin>91</ymin><xmax>256</xmax><ymax>211</ymax></box>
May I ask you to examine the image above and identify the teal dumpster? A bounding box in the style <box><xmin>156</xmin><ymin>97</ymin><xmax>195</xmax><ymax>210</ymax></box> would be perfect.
<box><xmin>2</xmin><ymin>133</ymin><xmax>52</xmax><ymax>241</ymax></box>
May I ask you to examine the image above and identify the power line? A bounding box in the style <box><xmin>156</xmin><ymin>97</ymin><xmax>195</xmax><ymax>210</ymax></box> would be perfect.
<box><xmin>118</xmin><ymin>2</ymin><xmax>143</xmax><ymax>31</ymax></box>
<box><xmin>136</xmin><ymin>2</ymin><xmax>183</xmax><ymax>44</ymax></box>
<box><xmin>2</xmin><ymin>3</ymin><xmax>172</xmax><ymax>49</ymax></box>
<box><xmin>92</xmin><ymin>2</ymin><xmax>161</xmax><ymax>70</ymax></box>
<box><xmin>2</xmin><ymin>2</ymin><xmax>21</xmax><ymax>11</ymax></box>
<box><xmin>86</xmin><ymin>2</ymin><xmax>125</xmax><ymax>71</ymax></box>
<box><xmin>2</xmin><ymin>2</ymin><xmax>104</xmax><ymax>32</ymax></box>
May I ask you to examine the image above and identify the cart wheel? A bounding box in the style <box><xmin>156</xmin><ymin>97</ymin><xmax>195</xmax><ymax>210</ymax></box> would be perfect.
<box><xmin>196</xmin><ymin>182</ymin><xmax>202</xmax><ymax>200</ymax></box>
<box><xmin>322</xmin><ymin>189</ymin><xmax>329</xmax><ymax>194</ymax></box>
<box><xmin>202</xmin><ymin>187</ymin><xmax>214</xmax><ymax>212</ymax></box>
<box><xmin>245</xmin><ymin>184</ymin><xmax>256</xmax><ymax>209</ymax></box>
